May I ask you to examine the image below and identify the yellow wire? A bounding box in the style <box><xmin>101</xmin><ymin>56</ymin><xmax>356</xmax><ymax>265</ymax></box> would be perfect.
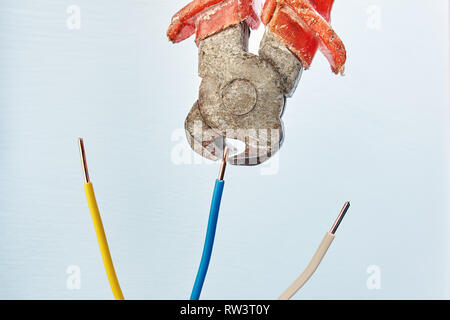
<box><xmin>84</xmin><ymin>182</ymin><xmax>125</xmax><ymax>300</ymax></box>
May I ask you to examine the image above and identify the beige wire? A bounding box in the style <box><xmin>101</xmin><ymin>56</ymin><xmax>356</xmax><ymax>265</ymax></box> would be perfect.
<box><xmin>279</xmin><ymin>232</ymin><xmax>335</xmax><ymax>300</ymax></box>
<box><xmin>279</xmin><ymin>202</ymin><xmax>350</xmax><ymax>300</ymax></box>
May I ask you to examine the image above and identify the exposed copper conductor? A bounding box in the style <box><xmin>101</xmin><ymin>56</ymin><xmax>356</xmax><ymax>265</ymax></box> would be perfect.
<box><xmin>218</xmin><ymin>146</ymin><xmax>230</xmax><ymax>181</ymax></box>
<box><xmin>78</xmin><ymin>138</ymin><xmax>90</xmax><ymax>184</ymax></box>
<box><xmin>330</xmin><ymin>201</ymin><xmax>350</xmax><ymax>235</ymax></box>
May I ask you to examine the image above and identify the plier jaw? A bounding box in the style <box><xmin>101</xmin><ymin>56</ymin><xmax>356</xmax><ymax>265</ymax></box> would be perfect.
<box><xmin>185</xmin><ymin>22</ymin><xmax>301</xmax><ymax>165</ymax></box>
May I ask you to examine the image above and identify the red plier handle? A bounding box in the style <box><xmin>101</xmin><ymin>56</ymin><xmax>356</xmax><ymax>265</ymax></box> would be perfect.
<box><xmin>167</xmin><ymin>0</ymin><xmax>346</xmax><ymax>74</ymax></box>
<box><xmin>167</xmin><ymin>0</ymin><xmax>261</xmax><ymax>45</ymax></box>
<box><xmin>262</xmin><ymin>0</ymin><xmax>346</xmax><ymax>74</ymax></box>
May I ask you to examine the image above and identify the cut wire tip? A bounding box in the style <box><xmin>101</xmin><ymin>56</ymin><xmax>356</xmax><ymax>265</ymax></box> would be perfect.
<box><xmin>218</xmin><ymin>146</ymin><xmax>229</xmax><ymax>181</ymax></box>
<box><xmin>330</xmin><ymin>201</ymin><xmax>350</xmax><ymax>235</ymax></box>
<box><xmin>78</xmin><ymin>138</ymin><xmax>90</xmax><ymax>184</ymax></box>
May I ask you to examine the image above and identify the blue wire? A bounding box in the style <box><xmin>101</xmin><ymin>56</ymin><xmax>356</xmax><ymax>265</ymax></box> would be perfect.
<box><xmin>190</xmin><ymin>179</ymin><xmax>225</xmax><ymax>300</ymax></box>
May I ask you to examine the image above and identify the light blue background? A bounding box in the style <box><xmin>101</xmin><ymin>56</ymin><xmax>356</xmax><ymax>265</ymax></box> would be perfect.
<box><xmin>0</xmin><ymin>0</ymin><xmax>449</xmax><ymax>299</ymax></box>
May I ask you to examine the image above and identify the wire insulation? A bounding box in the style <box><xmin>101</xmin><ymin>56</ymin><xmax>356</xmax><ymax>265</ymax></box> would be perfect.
<box><xmin>84</xmin><ymin>182</ymin><xmax>125</xmax><ymax>300</ymax></box>
<box><xmin>190</xmin><ymin>179</ymin><xmax>225</xmax><ymax>300</ymax></box>
<box><xmin>279</xmin><ymin>202</ymin><xmax>350</xmax><ymax>300</ymax></box>
<box><xmin>78</xmin><ymin>138</ymin><xmax>124</xmax><ymax>300</ymax></box>
<box><xmin>279</xmin><ymin>232</ymin><xmax>335</xmax><ymax>300</ymax></box>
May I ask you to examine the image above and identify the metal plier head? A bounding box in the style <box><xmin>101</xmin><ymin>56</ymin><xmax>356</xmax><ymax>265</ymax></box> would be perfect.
<box><xmin>168</xmin><ymin>0</ymin><xmax>346</xmax><ymax>166</ymax></box>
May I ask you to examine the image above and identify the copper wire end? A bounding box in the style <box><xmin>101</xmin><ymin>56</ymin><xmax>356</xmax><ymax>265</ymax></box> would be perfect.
<box><xmin>330</xmin><ymin>201</ymin><xmax>350</xmax><ymax>235</ymax></box>
<box><xmin>78</xmin><ymin>138</ymin><xmax>90</xmax><ymax>184</ymax></box>
<box><xmin>218</xmin><ymin>146</ymin><xmax>229</xmax><ymax>181</ymax></box>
